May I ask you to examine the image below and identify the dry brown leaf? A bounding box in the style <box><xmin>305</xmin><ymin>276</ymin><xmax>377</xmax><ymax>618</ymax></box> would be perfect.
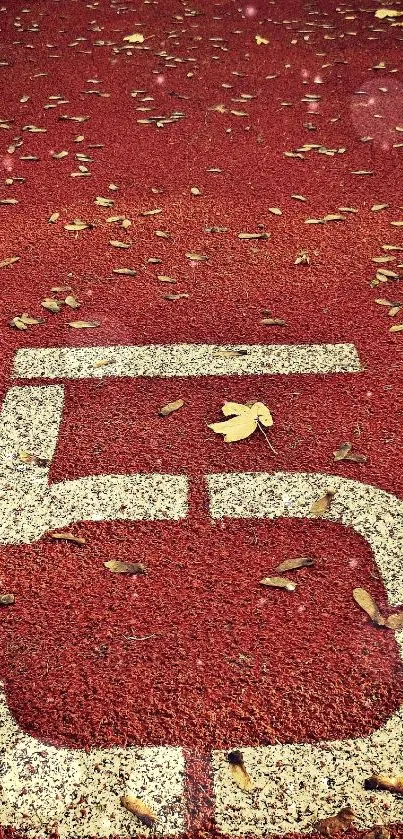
<box><xmin>64</xmin><ymin>295</ymin><xmax>80</xmax><ymax>309</ymax></box>
<box><xmin>10</xmin><ymin>317</ymin><xmax>27</xmax><ymax>330</ymax></box>
<box><xmin>0</xmin><ymin>256</ymin><xmax>19</xmax><ymax>268</ymax></box>
<box><xmin>260</xmin><ymin>576</ymin><xmax>296</xmax><ymax>591</ymax></box>
<box><xmin>275</xmin><ymin>557</ymin><xmax>314</xmax><ymax>572</ymax></box>
<box><xmin>295</xmin><ymin>249</ymin><xmax>310</xmax><ymax>265</ymax></box>
<box><xmin>238</xmin><ymin>232</ymin><xmax>270</xmax><ymax>239</ymax></box>
<box><xmin>104</xmin><ymin>560</ymin><xmax>146</xmax><ymax>574</ymax></box>
<box><xmin>112</xmin><ymin>268</ymin><xmax>136</xmax><ymax>275</ymax></box>
<box><xmin>190</xmin><ymin>187</ymin><xmax>201</xmax><ymax>195</ymax></box>
<box><xmin>19</xmin><ymin>313</ymin><xmax>43</xmax><ymax>326</ymax></box>
<box><xmin>353</xmin><ymin>588</ymin><xmax>385</xmax><ymax>626</ymax></box>
<box><xmin>385</xmin><ymin>612</ymin><xmax>403</xmax><ymax>629</ymax></box>
<box><xmin>185</xmin><ymin>252</ymin><xmax>208</xmax><ymax>260</ymax></box>
<box><xmin>68</xmin><ymin>321</ymin><xmax>100</xmax><ymax>328</ymax></box>
<box><xmin>109</xmin><ymin>240</ymin><xmax>130</xmax><ymax>249</ymax></box>
<box><xmin>227</xmin><ymin>750</ymin><xmax>254</xmax><ymax>792</ymax></box>
<box><xmin>41</xmin><ymin>298</ymin><xmax>61</xmax><ymax>313</ymax></box>
<box><xmin>19</xmin><ymin>450</ymin><xmax>49</xmax><ymax>466</ymax></box>
<box><xmin>0</xmin><ymin>594</ymin><xmax>15</xmax><ymax>606</ymax></box>
<box><xmin>93</xmin><ymin>358</ymin><xmax>114</xmax><ymax>368</ymax></box>
<box><xmin>49</xmin><ymin>532</ymin><xmax>86</xmax><ymax>545</ymax></box>
<box><xmin>48</xmin><ymin>212</ymin><xmax>60</xmax><ymax>223</ymax></box>
<box><xmin>261</xmin><ymin>318</ymin><xmax>286</xmax><ymax>326</ymax></box>
<box><xmin>164</xmin><ymin>293</ymin><xmax>189</xmax><ymax>301</ymax></box>
<box><xmin>388</xmin><ymin>306</ymin><xmax>401</xmax><ymax>317</ymax></box>
<box><xmin>64</xmin><ymin>221</ymin><xmax>89</xmax><ymax>232</ymax></box>
<box><xmin>213</xmin><ymin>349</ymin><xmax>248</xmax><ymax>358</ymax></box>
<box><xmin>0</xmin><ymin>198</ymin><xmax>18</xmax><ymax>205</ymax></box>
<box><xmin>159</xmin><ymin>399</ymin><xmax>184</xmax><ymax>416</ymax></box>
<box><xmin>314</xmin><ymin>807</ymin><xmax>355</xmax><ymax>837</ymax></box>
<box><xmin>333</xmin><ymin>442</ymin><xmax>352</xmax><ymax>461</ymax></box>
<box><xmin>208</xmin><ymin>401</ymin><xmax>273</xmax><ymax>444</ymax></box>
<box><xmin>139</xmin><ymin>208</ymin><xmax>162</xmax><ymax>216</ymax></box>
<box><xmin>268</xmin><ymin>206</ymin><xmax>282</xmax><ymax>215</ymax></box>
<box><xmin>365</xmin><ymin>774</ymin><xmax>403</xmax><ymax>793</ymax></box>
<box><xmin>157</xmin><ymin>275</ymin><xmax>176</xmax><ymax>283</ymax></box>
<box><xmin>310</xmin><ymin>489</ymin><xmax>336</xmax><ymax>516</ymax></box>
<box><xmin>371</xmin><ymin>204</ymin><xmax>389</xmax><ymax>211</ymax></box>
<box><xmin>120</xmin><ymin>795</ymin><xmax>156</xmax><ymax>827</ymax></box>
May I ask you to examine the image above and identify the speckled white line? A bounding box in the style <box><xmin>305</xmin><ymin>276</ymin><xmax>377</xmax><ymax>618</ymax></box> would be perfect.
<box><xmin>208</xmin><ymin>471</ymin><xmax>403</xmax><ymax>835</ymax></box>
<box><xmin>0</xmin><ymin>386</ymin><xmax>188</xmax><ymax>544</ymax></box>
<box><xmin>0</xmin><ymin>688</ymin><xmax>185</xmax><ymax>837</ymax></box>
<box><xmin>12</xmin><ymin>342</ymin><xmax>362</xmax><ymax>379</ymax></box>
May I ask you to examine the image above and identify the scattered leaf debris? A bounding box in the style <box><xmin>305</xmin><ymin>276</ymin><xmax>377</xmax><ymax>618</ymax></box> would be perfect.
<box><xmin>310</xmin><ymin>489</ymin><xmax>336</xmax><ymax>516</ymax></box>
<box><xmin>365</xmin><ymin>774</ymin><xmax>403</xmax><ymax>794</ymax></box>
<box><xmin>159</xmin><ymin>399</ymin><xmax>184</xmax><ymax>416</ymax></box>
<box><xmin>0</xmin><ymin>594</ymin><xmax>15</xmax><ymax>606</ymax></box>
<box><xmin>120</xmin><ymin>795</ymin><xmax>156</xmax><ymax>827</ymax></box>
<box><xmin>104</xmin><ymin>560</ymin><xmax>147</xmax><ymax>574</ymax></box>
<box><xmin>227</xmin><ymin>750</ymin><xmax>254</xmax><ymax>792</ymax></box>
<box><xmin>275</xmin><ymin>557</ymin><xmax>314</xmax><ymax>572</ymax></box>
<box><xmin>260</xmin><ymin>576</ymin><xmax>296</xmax><ymax>591</ymax></box>
<box><xmin>314</xmin><ymin>807</ymin><xmax>355</xmax><ymax>837</ymax></box>
<box><xmin>49</xmin><ymin>532</ymin><xmax>86</xmax><ymax>545</ymax></box>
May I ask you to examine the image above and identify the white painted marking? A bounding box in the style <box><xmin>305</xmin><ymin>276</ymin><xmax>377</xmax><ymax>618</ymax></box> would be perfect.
<box><xmin>0</xmin><ymin>686</ymin><xmax>185</xmax><ymax>837</ymax></box>
<box><xmin>208</xmin><ymin>472</ymin><xmax>403</xmax><ymax>835</ymax></box>
<box><xmin>12</xmin><ymin>342</ymin><xmax>362</xmax><ymax>379</ymax></box>
<box><xmin>0</xmin><ymin>386</ymin><xmax>188</xmax><ymax>544</ymax></box>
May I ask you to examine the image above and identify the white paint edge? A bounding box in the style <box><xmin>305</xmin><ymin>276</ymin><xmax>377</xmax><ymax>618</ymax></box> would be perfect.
<box><xmin>208</xmin><ymin>471</ymin><xmax>403</xmax><ymax>834</ymax></box>
<box><xmin>12</xmin><ymin>343</ymin><xmax>362</xmax><ymax>379</ymax></box>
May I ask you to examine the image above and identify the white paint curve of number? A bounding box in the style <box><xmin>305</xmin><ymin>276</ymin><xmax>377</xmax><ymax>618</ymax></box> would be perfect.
<box><xmin>207</xmin><ymin>471</ymin><xmax>403</xmax><ymax>835</ymax></box>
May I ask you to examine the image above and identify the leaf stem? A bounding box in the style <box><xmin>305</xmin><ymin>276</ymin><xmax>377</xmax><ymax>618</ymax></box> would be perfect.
<box><xmin>258</xmin><ymin>421</ymin><xmax>277</xmax><ymax>454</ymax></box>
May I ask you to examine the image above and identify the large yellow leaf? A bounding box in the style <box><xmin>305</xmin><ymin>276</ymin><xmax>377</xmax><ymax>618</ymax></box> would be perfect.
<box><xmin>208</xmin><ymin>401</ymin><xmax>273</xmax><ymax>443</ymax></box>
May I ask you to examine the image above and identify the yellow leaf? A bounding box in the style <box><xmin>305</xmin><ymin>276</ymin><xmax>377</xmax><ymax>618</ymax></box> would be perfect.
<box><xmin>208</xmin><ymin>401</ymin><xmax>273</xmax><ymax>443</ymax></box>
<box><xmin>260</xmin><ymin>576</ymin><xmax>296</xmax><ymax>591</ymax></box>
<box><xmin>104</xmin><ymin>560</ymin><xmax>146</xmax><ymax>574</ymax></box>
<box><xmin>123</xmin><ymin>32</ymin><xmax>145</xmax><ymax>43</ymax></box>
<box><xmin>375</xmin><ymin>7</ymin><xmax>403</xmax><ymax>17</ymax></box>
<box><xmin>255</xmin><ymin>34</ymin><xmax>269</xmax><ymax>44</ymax></box>
<box><xmin>68</xmin><ymin>320</ymin><xmax>100</xmax><ymax>328</ymax></box>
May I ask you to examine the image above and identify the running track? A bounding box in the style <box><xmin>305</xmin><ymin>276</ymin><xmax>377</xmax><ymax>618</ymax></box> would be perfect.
<box><xmin>1</xmin><ymin>0</ymin><xmax>403</xmax><ymax>836</ymax></box>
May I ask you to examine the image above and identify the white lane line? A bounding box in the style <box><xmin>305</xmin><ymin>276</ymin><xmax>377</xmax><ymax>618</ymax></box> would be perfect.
<box><xmin>12</xmin><ymin>342</ymin><xmax>362</xmax><ymax>379</ymax></box>
<box><xmin>0</xmin><ymin>386</ymin><xmax>188</xmax><ymax>544</ymax></box>
<box><xmin>0</xmin><ymin>686</ymin><xmax>185</xmax><ymax>837</ymax></box>
<box><xmin>207</xmin><ymin>471</ymin><xmax>403</xmax><ymax>835</ymax></box>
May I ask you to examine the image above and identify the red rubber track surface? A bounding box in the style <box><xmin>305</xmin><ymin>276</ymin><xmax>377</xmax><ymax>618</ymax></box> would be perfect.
<box><xmin>1</xmin><ymin>0</ymin><xmax>403</xmax><ymax>835</ymax></box>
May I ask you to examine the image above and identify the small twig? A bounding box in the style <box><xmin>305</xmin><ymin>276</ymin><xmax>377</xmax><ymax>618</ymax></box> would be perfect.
<box><xmin>125</xmin><ymin>634</ymin><xmax>160</xmax><ymax>641</ymax></box>
<box><xmin>258</xmin><ymin>421</ymin><xmax>277</xmax><ymax>454</ymax></box>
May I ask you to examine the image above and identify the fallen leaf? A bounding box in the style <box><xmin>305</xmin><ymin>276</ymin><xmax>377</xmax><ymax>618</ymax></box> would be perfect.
<box><xmin>208</xmin><ymin>401</ymin><xmax>273</xmax><ymax>444</ymax></box>
<box><xmin>120</xmin><ymin>795</ymin><xmax>156</xmax><ymax>827</ymax></box>
<box><xmin>365</xmin><ymin>774</ymin><xmax>403</xmax><ymax>794</ymax></box>
<box><xmin>390</xmin><ymin>324</ymin><xmax>403</xmax><ymax>332</ymax></box>
<box><xmin>64</xmin><ymin>221</ymin><xmax>89</xmax><ymax>232</ymax></box>
<box><xmin>185</xmin><ymin>252</ymin><xmax>208</xmax><ymax>260</ymax></box>
<box><xmin>49</xmin><ymin>532</ymin><xmax>86</xmax><ymax>545</ymax></box>
<box><xmin>227</xmin><ymin>750</ymin><xmax>254</xmax><ymax>792</ymax></box>
<box><xmin>123</xmin><ymin>32</ymin><xmax>145</xmax><ymax>43</ymax></box>
<box><xmin>375</xmin><ymin>7</ymin><xmax>403</xmax><ymax>17</ymax></box>
<box><xmin>255</xmin><ymin>34</ymin><xmax>269</xmax><ymax>44</ymax></box>
<box><xmin>93</xmin><ymin>358</ymin><xmax>114</xmax><ymax>368</ymax></box>
<box><xmin>371</xmin><ymin>204</ymin><xmax>389</xmax><ymax>211</ymax></box>
<box><xmin>64</xmin><ymin>295</ymin><xmax>80</xmax><ymax>309</ymax></box>
<box><xmin>10</xmin><ymin>317</ymin><xmax>27</xmax><ymax>330</ymax></box>
<box><xmin>19</xmin><ymin>313</ymin><xmax>43</xmax><ymax>325</ymax></box>
<box><xmin>139</xmin><ymin>208</ymin><xmax>162</xmax><ymax>216</ymax></box>
<box><xmin>164</xmin><ymin>293</ymin><xmax>189</xmax><ymax>301</ymax></box>
<box><xmin>51</xmin><ymin>286</ymin><xmax>71</xmax><ymax>293</ymax></box>
<box><xmin>385</xmin><ymin>612</ymin><xmax>403</xmax><ymax>629</ymax></box>
<box><xmin>68</xmin><ymin>321</ymin><xmax>100</xmax><ymax>328</ymax></box>
<box><xmin>0</xmin><ymin>594</ymin><xmax>15</xmax><ymax>606</ymax></box>
<box><xmin>238</xmin><ymin>232</ymin><xmax>270</xmax><ymax>239</ymax></box>
<box><xmin>112</xmin><ymin>268</ymin><xmax>136</xmax><ymax>275</ymax></box>
<box><xmin>190</xmin><ymin>187</ymin><xmax>201</xmax><ymax>195</ymax></box>
<box><xmin>41</xmin><ymin>297</ymin><xmax>61</xmax><ymax>313</ymax></box>
<box><xmin>213</xmin><ymin>349</ymin><xmax>248</xmax><ymax>358</ymax></box>
<box><xmin>0</xmin><ymin>198</ymin><xmax>18</xmax><ymax>205</ymax></box>
<box><xmin>18</xmin><ymin>450</ymin><xmax>49</xmax><ymax>466</ymax></box>
<box><xmin>0</xmin><ymin>256</ymin><xmax>19</xmax><ymax>268</ymax></box>
<box><xmin>157</xmin><ymin>275</ymin><xmax>176</xmax><ymax>283</ymax></box>
<box><xmin>295</xmin><ymin>249</ymin><xmax>310</xmax><ymax>265</ymax></box>
<box><xmin>276</xmin><ymin>557</ymin><xmax>314</xmax><ymax>572</ymax></box>
<box><xmin>48</xmin><ymin>212</ymin><xmax>60</xmax><ymax>223</ymax></box>
<box><xmin>260</xmin><ymin>576</ymin><xmax>296</xmax><ymax>591</ymax></box>
<box><xmin>260</xmin><ymin>318</ymin><xmax>286</xmax><ymax>326</ymax></box>
<box><xmin>353</xmin><ymin>588</ymin><xmax>385</xmax><ymax>626</ymax></box>
<box><xmin>104</xmin><ymin>560</ymin><xmax>146</xmax><ymax>574</ymax></box>
<box><xmin>314</xmin><ymin>807</ymin><xmax>355</xmax><ymax>837</ymax></box>
<box><xmin>333</xmin><ymin>442</ymin><xmax>352</xmax><ymax>461</ymax></box>
<box><xmin>310</xmin><ymin>489</ymin><xmax>336</xmax><ymax>516</ymax></box>
<box><xmin>268</xmin><ymin>207</ymin><xmax>282</xmax><ymax>215</ymax></box>
<box><xmin>159</xmin><ymin>399</ymin><xmax>184</xmax><ymax>416</ymax></box>
<box><xmin>109</xmin><ymin>240</ymin><xmax>130</xmax><ymax>248</ymax></box>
